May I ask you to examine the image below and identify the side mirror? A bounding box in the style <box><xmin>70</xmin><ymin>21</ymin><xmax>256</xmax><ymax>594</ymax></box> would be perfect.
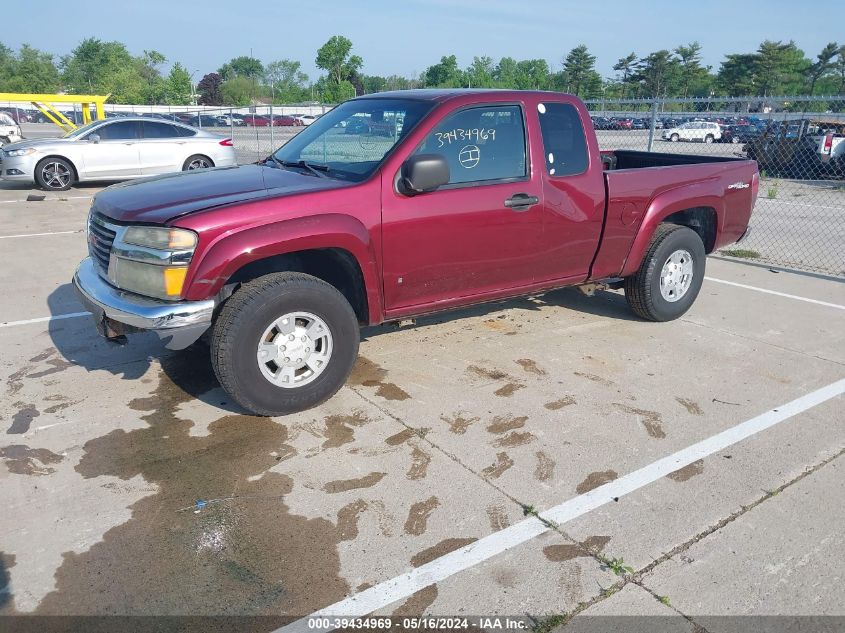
<box><xmin>400</xmin><ymin>154</ymin><xmax>449</xmax><ymax>195</ymax></box>
<box><xmin>88</xmin><ymin>134</ymin><xmax>101</xmax><ymax>144</ymax></box>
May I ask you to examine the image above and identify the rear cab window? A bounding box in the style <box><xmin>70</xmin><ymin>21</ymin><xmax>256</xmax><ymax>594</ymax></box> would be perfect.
<box><xmin>411</xmin><ymin>104</ymin><xmax>527</xmax><ymax>186</ymax></box>
<box><xmin>536</xmin><ymin>102</ymin><xmax>589</xmax><ymax>176</ymax></box>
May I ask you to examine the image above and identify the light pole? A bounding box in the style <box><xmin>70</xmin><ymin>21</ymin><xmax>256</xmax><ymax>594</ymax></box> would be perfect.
<box><xmin>189</xmin><ymin>69</ymin><xmax>200</xmax><ymax>107</ymax></box>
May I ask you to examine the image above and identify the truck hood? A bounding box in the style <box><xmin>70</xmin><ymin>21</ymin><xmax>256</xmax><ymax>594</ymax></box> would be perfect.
<box><xmin>93</xmin><ymin>164</ymin><xmax>348</xmax><ymax>224</ymax></box>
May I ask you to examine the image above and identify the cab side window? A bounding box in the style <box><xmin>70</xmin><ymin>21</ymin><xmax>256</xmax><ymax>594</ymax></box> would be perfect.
<box><xmin>413</xmin><ymin>105</ymin><xmax>526</xmax><ymax>185</ymax></box>
<box><xmin>537</xmin><ymin>102</ymin><xmax>589</xmax><ymax>176</ymax></box>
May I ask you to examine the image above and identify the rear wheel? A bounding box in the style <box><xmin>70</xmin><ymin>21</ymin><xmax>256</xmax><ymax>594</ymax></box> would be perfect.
<box><xmin>704</xmin><ymin>134</ymin><xmax>714</xmax><ymax>144</ymax></box>
<box><xmin>183</xmin><ymin>154</ymin><xmax>214</xmax><ymax>170</ymax></box>
<box><xmin>624</xmin><ymin>224</ymin><xmax>705</xmax><ymax>322</ymax></box>
<box><xmin>211</xmin><ymin>272</ymin><xmax>360</xmax><ymax>416</ymax></box>
<box><xmin>34</xmin><ymin>157</ymin><xmax>75</xmax><ymax>191</ymax></box>
<box><xmin>731</xmin><ymin>136</ymin><xmax>741</xmax><ymax>144</ymax></box>
<box><xmin>670</xmin><ymin>133</ymin><xmax>679</xmax><ymax>142</ymax></box>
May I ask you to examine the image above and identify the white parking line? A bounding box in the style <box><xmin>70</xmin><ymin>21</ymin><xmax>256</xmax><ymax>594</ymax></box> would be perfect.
<box><xmin>0</xmin><ymin>311</ymin><xmax>90</xmax><ymax>328</ymax></box>
<box><xmin>279</xmin><ymin>377</ymin><xmax>845</xmax><ymax>632</ymax></box>
<box><xmin>0</xmin><ymin>195</ymin><xmax>92</xmax><ymax>205</ymax></box>
<box><xmin>705</xmin><ymin>277</ymin><xmax>845</xmax><ymax>311</ymax></box>
<box><xmin>0</xmin><ymin>230</ymin><xmax>82</xmax><ymax>239</ymax></box>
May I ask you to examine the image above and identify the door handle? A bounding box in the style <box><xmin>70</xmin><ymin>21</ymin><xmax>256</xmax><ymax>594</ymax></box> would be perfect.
<box><xmin>504</xmin><ymin>193</ymin><xmax>539</xmax><ymax>211</ymax></box>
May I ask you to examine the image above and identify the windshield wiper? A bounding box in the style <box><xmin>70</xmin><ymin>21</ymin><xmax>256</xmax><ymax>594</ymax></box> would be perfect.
<box><xmin>277</xmin><ymin>158</ymin><xmax>330</xmax><ymax>179</ymax></box>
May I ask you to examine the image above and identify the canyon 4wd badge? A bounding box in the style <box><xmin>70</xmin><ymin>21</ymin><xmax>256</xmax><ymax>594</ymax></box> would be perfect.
<box><xmin>728</xmin><ymin>181</ymin><xmax>751</xmax><ymax>189</ymax></box>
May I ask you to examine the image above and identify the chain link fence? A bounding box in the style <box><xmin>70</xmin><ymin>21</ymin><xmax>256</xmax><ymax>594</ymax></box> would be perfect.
<box><xmin>585</xmin><ymin>95</ymin><xmax>845</xmax><ymax>276</ymax></box>
<box><xmin>7</xmin><ymin>95</ymin><xmax>844</xmax><ymax>276</ymax></box>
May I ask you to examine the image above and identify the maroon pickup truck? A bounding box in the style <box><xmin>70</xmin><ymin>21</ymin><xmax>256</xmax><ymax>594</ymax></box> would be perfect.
<box><xmin>73</xmin><ymin>90</ymin><xmax>757</xmax><ymax>415</ymax></box>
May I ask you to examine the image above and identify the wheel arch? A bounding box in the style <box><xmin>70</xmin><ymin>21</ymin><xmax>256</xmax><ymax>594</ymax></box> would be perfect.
<box><xmin>620</xmin><ymin>187</ymin><xmax>724</xmax><ymax>278</ymax></box>
<box><xmin>181</xmin><ymin>214</ymin><xmax>382</xmax><ymax>325</ymax></box>
<box><xmin>35</xmin><ymin>154</ymin><xmax>80</xmax><ymax>182</ymax></box>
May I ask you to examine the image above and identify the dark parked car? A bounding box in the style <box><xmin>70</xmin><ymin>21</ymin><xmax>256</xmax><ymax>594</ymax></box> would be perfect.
<box><xmin>190</xmin><ymin>115</ymin><xmax>222</xmax><ymax>128</ymax></box>
<box><xmin>720</xmin><ymin>124</ymin><xmax>765</xmax><ymax>144</ymax></box>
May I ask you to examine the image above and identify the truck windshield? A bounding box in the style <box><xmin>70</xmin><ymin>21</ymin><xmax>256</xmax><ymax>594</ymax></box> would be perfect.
<box><xmin>270</xmin><ymin>98</ymin><xmax>434</xmax><ymax>182</ymax></box>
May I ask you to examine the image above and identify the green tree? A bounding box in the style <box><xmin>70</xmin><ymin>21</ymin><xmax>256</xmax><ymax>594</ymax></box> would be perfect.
<box><xmin>315</xmin><ymin>35</ymin><xmax>362</xmax><ymax>101</ymax></box>
<box><xmin>62</xmin><ymin>38</ymin><xmax>136</xmax><ymax>95</ymax></box>
<box><xmin>163</xmin><ymin>62</ymin><xmax>192</xmax><ymax>105</ymax></box>
<box><xmin>139</xmin><ymin>50</ymin><xmax>167</xmax><ymax>104</ymax></box>
<box><xmin>807</xmin><ymin>42</ymin><xmax>839</xmax><ymax>95</ymax></box>
<box><xmin>2</xmin><ymin>44</ymin><xmax>60</xmax><ymax>92</ymax></box>
<box><xmin>220</xmin><ymin>76</ymin><xmax>254</xmax><ymax>106</ymax></box>
<box><xmin>836</xmin><ymin>46</ymin><xmax>845</xmax><ymax>94</ymax></box>
<box><xmin>219</xmin><ymin>56</ymin><xmax>264</xmax><ymax>80</ymax></box>
<box><xmin>674</xmin><ymin>42</ymin><xmax>711</xmax><ymax>97</ymax></box>
<box><xmin>515</xmin><ymin>59</ymin><xmax>551</xmax><ymax>90</ymax></box>
<box><xmin>264</xmin><ymin>59</ymin><xmax>308</xmax><ymax>102</ymax></box>
<box><xmin>717</xmin><ymin>54</ymin><xmax>758</xmax><ymax>96</ymax></box>
<box><xmin>755</xmin><ymin>40</ymin><xmax>810</xmax><ymax>96</ymax></box>
<box><xmin>196</xmin><ymin>72</ymin><xmax>223</xmax><ymax>106</ymax></box>
<box><xmin>423</xmin><ymin>54</ymin><xmax>463</xmax><ymax>87</ymax></box>
<box><xmin>632</xmin><ymin>50</ymin><xmax>680</xmax><ymax>98</ymax></box>
<box><xmin>613</xmin><ymin>52</ymin><xmax>638</xmax><ymax>97</ymax></box>
<box><xmin>560</xmin><ymin>45</ymin><xmax>601</xmax><ymax>98</ymax></box>
<box><xmin>466</xmin><ymin>56</ymin><xmax>495</xmax><ymax>87</ymax></box>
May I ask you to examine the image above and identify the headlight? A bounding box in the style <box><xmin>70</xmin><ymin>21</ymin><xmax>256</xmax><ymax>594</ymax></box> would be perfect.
<box><xmin>4</xmin><ymin>147</ymin><xmax>36</xmax><ymax>157</ymax></box>
<box><xmin>123</xmin><ymin>226</ymin><xmax>197</xmax><ymax>250</ymax></box>
<box><xmin>110</xmin><ymin>226</ymin><xmax>198</xmax><ymax>300</ymax></box>
<box><xmin>111</xmin><ymin>258</ymin><xmax>189</xmax><ymax>300</ymax></box>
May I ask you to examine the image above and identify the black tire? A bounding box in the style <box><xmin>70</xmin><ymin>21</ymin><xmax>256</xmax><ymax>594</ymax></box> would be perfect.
<box><xmin>624</xmin><ymin>224</ymin><xmax>706</xmax><ymax>322</ymax></box>
<box><xmin>34</xmin><ymin>157</ymin><xmax>75</xmax><ymax>191</ymax></box>
<box><xmin>211</xmin><ymin>272</ymin><xmax>360</xmax><ymax>416</ymax></box>
<box><xmin>704</xmin><ymin>134</ymin><xmax>714</xmax><ymax>144</ymax></box>
<box><xmin>670</xmin><ymin>133</ymin><xmax>679</xmax><ymax>142</ymax></box>
<box><xmin>183</xmin><ymin>154</ymin><xmax>214</xmax><ymax>171</ymax></box>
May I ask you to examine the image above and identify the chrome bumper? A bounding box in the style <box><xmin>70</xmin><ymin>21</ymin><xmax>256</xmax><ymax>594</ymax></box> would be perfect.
<box><xmin>73</xmin><ymin>257</ymin><xmax>214</xmax><ymax>349</ymax></box>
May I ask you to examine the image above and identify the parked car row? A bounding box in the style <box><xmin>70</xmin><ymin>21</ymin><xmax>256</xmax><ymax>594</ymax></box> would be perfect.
<box><xmin>8</xmin><ymin>107</ymin><xmax>322</xmax><ymax>128</ymax></box>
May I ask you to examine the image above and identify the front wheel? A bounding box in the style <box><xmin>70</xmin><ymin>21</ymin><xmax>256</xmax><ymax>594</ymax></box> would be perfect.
<box><xmin>211</xmin><ymin>272</ymin><xmax>360</xmax><ymax>416</ymax></box>
<box><xmin>670</xmin><ymin>133</ymin><xmax>679</xmax><ymax>142</ymax></box>
<box><xmin>624</xmin><ymin>224</ymin><xmax>706</xmax><ymax>322</ymax></box>
<box><xmin>34</xmin><ymin>157</ymin><xmax>75</xmax><ymax>191</ymax></box>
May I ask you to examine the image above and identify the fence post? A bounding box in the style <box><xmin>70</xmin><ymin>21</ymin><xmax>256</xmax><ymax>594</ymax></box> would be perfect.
<box><xmin>270</xmin><ymin>103</ymin><xmax>274</xmax><ymax>152</ymax></box>
<box><xmin>646</xmin><ymin>99</ymin><xmax>658</xmax><ymax>152</ymax></box>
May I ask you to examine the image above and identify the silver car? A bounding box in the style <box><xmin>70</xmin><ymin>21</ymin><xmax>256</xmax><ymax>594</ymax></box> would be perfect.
<box><xmin>0</xmin><ymin>117</ymin><xmax>237</xmax><ymax>191</ymax></box>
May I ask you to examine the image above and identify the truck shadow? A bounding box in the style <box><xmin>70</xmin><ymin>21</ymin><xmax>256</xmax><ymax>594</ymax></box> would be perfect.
<box><xmin>362</xmin><ymin>286</ymin><xmax>640</xmax><ymax>340</ymax></box>
<box><xmin>45</xmin><ymin>283</ymin><xmax>639</xmax><ymax>415</ymax></box>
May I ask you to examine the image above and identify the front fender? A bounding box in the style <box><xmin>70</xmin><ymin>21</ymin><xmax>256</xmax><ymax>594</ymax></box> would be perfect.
<box><xmin>182</xmin><ymin>213</ymin><xmax>382</xmax><ymax>323</ymax></box>
<box><xmin>620</xmin><ymin>183</ymin><xmax>725</xmax><ymax>278</ymax></box>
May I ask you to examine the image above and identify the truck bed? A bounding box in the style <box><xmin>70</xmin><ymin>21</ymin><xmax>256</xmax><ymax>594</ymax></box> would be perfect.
<box><xmin>591</xmin><ymin>150</ymin><xmax>758</xmax><ymax>280</ymax></box>
<box><xmin>602</xmin><ymin>149</ymin><xmax>747</xmax><ymax>170</ymax></box>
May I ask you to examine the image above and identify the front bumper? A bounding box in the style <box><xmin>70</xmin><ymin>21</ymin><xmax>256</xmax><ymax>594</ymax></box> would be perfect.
<box><xmin>0</xmin><ymin>151</ymin><xmax>37</xmax><ymax>182</ymax></box>
<box><xmin>73</xmin><ymin>257</ymin><xmax>215</xmax><ymax>349</ymax></box>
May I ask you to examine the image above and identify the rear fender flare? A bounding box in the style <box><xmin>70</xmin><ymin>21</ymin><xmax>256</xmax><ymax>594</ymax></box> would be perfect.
<box><xmin>620</xmin><ymin>185</ymin><xmax>724</xmax><ymax>277</ymax></box>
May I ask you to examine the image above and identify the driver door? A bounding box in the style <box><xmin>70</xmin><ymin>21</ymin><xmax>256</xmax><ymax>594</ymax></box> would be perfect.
<box><xmin>80</xmin><ymin>120</ymin><xmax>142</xmax><ymax>179</ymax></box>
<box><xmin>381</xmin><ymin>103</ymin><xmax>543</xmax><ymax>311</ymax></box>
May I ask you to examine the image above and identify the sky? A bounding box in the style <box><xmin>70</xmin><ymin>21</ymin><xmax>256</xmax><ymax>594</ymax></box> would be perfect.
<box><xmin>6</xmin><ymin>0</ymin><xmax>845</xmax><ymax>82</ymax></box>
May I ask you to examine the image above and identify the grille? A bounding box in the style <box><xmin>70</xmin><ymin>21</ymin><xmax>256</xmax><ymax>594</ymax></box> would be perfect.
<box><xmin>87</xmin><ymin>212</ymin><xmax>117</xmax><ymax>275</ymax></box>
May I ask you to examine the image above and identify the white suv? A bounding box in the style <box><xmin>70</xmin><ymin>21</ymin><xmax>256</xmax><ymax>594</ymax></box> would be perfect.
<box><xmin>663</xmin><ymin>121</ymin><xmax>722</xmax><ymax>143</ymax></box>
<box><xmin>0</xmin><ymin>112</ymin><xmax>23</xmax><ymax>147</ymax></box>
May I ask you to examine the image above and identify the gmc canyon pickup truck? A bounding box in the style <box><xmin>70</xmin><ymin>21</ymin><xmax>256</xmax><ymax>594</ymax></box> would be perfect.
<box><xmin>73</xmin><ymin>90</ymin><xmax>757</xmax><ymax>416</ymax></box>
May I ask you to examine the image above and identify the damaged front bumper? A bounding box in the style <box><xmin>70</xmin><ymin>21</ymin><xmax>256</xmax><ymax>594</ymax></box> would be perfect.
<box><xmin>72</xmin><ymin>257</ymin><xmax>215</xmax><ymax>350</ymax></box>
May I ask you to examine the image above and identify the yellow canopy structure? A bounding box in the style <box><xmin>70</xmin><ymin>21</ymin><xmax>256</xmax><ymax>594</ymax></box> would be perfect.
<box><xmin>0</xmin><ymin>93</ymin><xmax>110</xmax><ymax>132</ymax></box>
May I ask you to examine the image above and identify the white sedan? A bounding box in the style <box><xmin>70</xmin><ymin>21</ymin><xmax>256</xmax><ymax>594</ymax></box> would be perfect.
<box><xmin>662</xmin><ymin>121</ymin><xmax>722</xmax><ymax>143</ymax></box>
<box><xmin>0</xmin><ymin>117</ymin><xmax>237</xmax><ymax>191</ymax></box>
